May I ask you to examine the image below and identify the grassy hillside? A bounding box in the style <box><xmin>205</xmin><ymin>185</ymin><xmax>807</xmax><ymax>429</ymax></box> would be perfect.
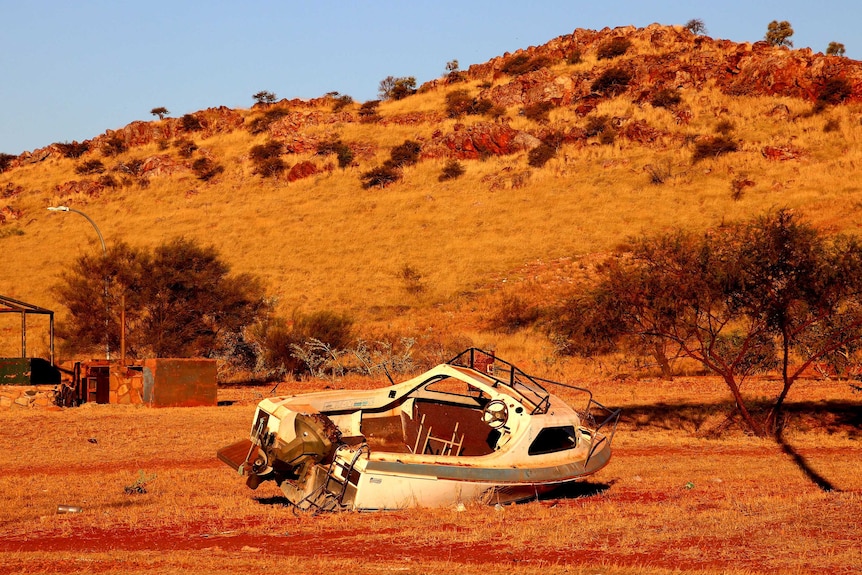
<box><xmin>3</xmin><ymin>23</ymin><xmax>862</xmax><ymax>366</ymax></box>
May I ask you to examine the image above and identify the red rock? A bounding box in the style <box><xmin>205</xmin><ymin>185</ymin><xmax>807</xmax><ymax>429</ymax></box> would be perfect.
<box><xmin>287</xmin><ymin>161</ymin><xmax>317</xmax><ymax>182</ymax></box>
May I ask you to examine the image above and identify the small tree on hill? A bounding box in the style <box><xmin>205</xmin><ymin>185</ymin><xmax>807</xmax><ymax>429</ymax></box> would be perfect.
<box><xmin>685</xmin><ymin>19</ymin><xmax>707</xmax><ymax>35</ymax></box>
<box><xmin>150</xmin><ymin>107</ymin><xmax>170</xmax><ymax>120</ymax></box>
<box><xmin>253</xmin><ymin>90</ymin><xmax>277</xmax><ymax>105</ymax></box>
<box><xmin>378</xmin><ymin>76</ymin><xmax>416</xmax><ymax>100</ymax></box>
<box><xmin>826</xmin><ymin>42</ymin><xmax>846</xmax><ymax>57</ymax></box>
<box><xmin>765</xmin><ymin>20</ymin><xmax>794</xmax><ymax>47</ymax></box>
<box><xmin>0</xmin><ymin>153</ymin><xmax>15</xmax><ymax>173</ymax></box>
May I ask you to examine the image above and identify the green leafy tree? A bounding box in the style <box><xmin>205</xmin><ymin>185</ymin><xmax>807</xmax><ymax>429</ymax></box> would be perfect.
<box><xmin>765</xmin><ymin>20</ymin><xmax>794</xmax><ymax>47</ymax></box>
<box><xmin>54</xmin><ymin>238</ymin><xmax>269</xmax><ymax>361</ymax></box>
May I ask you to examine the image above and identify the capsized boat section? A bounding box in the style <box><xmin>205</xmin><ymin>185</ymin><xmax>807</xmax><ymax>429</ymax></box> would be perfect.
<box><xmin>218</xmin><ymin>348</ymin><xmax>620</xmax><ymax>511</ymax></box>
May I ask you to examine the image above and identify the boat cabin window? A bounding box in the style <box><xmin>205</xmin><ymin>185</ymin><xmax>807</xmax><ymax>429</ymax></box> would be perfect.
<box><xmin>423</xmin><ymin>376</ymin><xmax>487</xmax><ymax>401</ymax></box>
<box><xmin>528</xmin><ymin>426</ymin><xmax>578</xmax><ymax>456</ymax></box>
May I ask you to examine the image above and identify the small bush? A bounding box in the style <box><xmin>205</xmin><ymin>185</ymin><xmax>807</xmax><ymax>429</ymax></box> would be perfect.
<box><xmin>488</xmin><ymin>294</ymin><xmax>541</xmax><ymax>333</ymax></box>
<box><xmin>439</xmin><ymin>160</ymin><xmax>465</xmax><ymax>181</ymax></box>
<box><xmin>584</xmin><ymin>114</ymin><xmax>613</xmax><ymax>137</ymax></box>
<box><xmin>650</xmin><ymin>88</ymin><xmax>682</xmax><ymax>109</ymax></box>
<box><xmin>567</xmin><ymin>49</ymin><xmax>583</xmax><ymax>65</ymax></box>
<box><xmin>192</xmin><ymin>157</ymin><xmax>224</xmax><ymax>181</ymax></box>
<box><xmin>259</xmin><ymin>311</ymin><xmax>355</xmax><ymax>377</ymax></box>
<box><xmin>361</xmin><ymin>164</ymin><xmax>402</xmax><ymax>189</ymax></box>
<box><xmin>331</xmin><ymin>93</ymin><xmax>354</xmax><ymax>112</ymax></box>
<box><xmin>596</xmin><ymin>37</ymin><xmax>632</xmax><ymax>60</ymax></box>
<box><xmin>316</xmin><ymin>139</ymin><xmax>353</xmax><ymax>169</ymax></box>
<box><xmin>75</xmin><ymin>160</ymin><xmax>105</xmax><ymax>175</ymax></box>
<box><xmin>0</xmin><ymin>153</ymin><xmax>15</xmax><ymax>173</ymax></box>
<box><xmin>523</xmin><ymin>101</ymin><xmax>553</xmax><ymax>123</ymax></box>
<box><xmin>180</xmin><ymin>114</ymin><xmax>203</xmax><ymax>132</ymax></box>
<box><xmin>501</xmin><ymin>54</ymin><xmax>552</xmax><ymax>76</ymax></box>
<box><xmin>399</xmin><ymin>264</ymin><xmax>425</xmax><ymax>295</ymax></box>
<box><xmin>824</xmin><ymin>118</ymin><xmax>841</xmax><ymax>133</ymax></box>
<box><xmin>731</xmin><ymin>177</ymin><xmax>755</xmax><ymax>200</ymax></box>
<box><xmin>250</xmin><ymin>141</ymin><xmax>286</xmax><ymax>178</ymax></box>
<box><xmin>389</xmin><ymin>140</ymin><xmax>421</xmax><ymax>168</ymax></box>
<box><xmin>247</xmin><ymin>107</ymin><xmax>290</xmax><ymax>134</ymax></box>
<box><xmin>100</xmin><ymin>136</ymin><xmax>127</xmax><ymax>157</ymax></box>
<box><xmin>590</xmin><ymin>67</ymin><xmax>631</xmax><ymax>96</ymax></box>
<box><xmin>173</xmin><ymin>138</ymin><xmax>198</xmax><ymax>158</ymax></box>
<box><xmin>446</xmin><ymin>89</ymin><xmax>473</xmax><ymax>118</ymax></box>
<box><xmin>98</xmin><ymin>174</ymin><xmax>118</xmax><ymax>188</ymax></box>
<box><xmin>113</xmin><ymin>158</ymin><xmax>145</xmax><ymax>176</ymax></box>
<box><xmin>715</xmin><ymin>119</ymin><xmax>735</xmax><ymax>135</ymax></box>
<box><xmin>359</xmin><ymin>100</ymin><xmax>381</xmax><ymax>123</ymax></box>
<box><xmin>692</xmin><ymin>135</ymin><xmax>738</xmax><ymax>162</ymax></box>
<box><xmin>528</xmin><ymin>143</ymin><xmax>556</xmax><ymax>168</ymax></box>
<box><xmin>56</xmin><ymin>141</ymin><xmax>89</xmax><ymax>159</ymax></box>
<box><xmin>814</xmin><ymin>77</ymin><xmax>852</xmax><ymax>113</ymax></box>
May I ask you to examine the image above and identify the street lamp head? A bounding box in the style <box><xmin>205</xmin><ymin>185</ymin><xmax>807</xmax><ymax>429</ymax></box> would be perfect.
<box><xmin>47</xmin><ymin>206</ymin><xmax>71</xmax><ymax>212</ymax></box>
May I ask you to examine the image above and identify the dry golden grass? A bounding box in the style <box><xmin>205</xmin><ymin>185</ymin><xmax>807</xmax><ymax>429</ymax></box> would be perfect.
<box><xmin>0</xmin><ymin>377</ymin><xmax>859</xmax><ymax>574</ymax></box>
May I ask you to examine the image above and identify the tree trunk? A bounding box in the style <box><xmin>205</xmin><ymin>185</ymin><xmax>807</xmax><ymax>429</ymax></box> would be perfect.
<box><xmin>652</xmin><ymin>341</ymin><xmax>673</xmax><ymax>380</ymax></box>
<box><xmin>722</xmin><ymin>374</ymin><xmax>765</xmax><ymax>436</ymax></box>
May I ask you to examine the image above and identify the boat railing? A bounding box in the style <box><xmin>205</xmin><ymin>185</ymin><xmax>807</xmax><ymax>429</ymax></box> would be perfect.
<box><xmin>448</xmin><ymin>348</ymin><xmax>551</xmax><ymax>414</ymax></box>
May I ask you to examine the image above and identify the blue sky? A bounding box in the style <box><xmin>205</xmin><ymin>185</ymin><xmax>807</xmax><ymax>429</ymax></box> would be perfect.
<box><xmin>1</xmin><ymin>0</ymin><xmax>859</xmax><ymax>154</ymax></box>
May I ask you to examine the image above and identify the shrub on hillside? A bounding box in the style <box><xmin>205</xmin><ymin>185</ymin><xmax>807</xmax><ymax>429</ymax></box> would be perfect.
<box><xmin>180</xmin><ymin>114</ymin><xmax>203</xmax><ymax>132</ymax></box>
<box><xmin>56</xmin><ymin>141</ymin><xmax>89</xmax><ymax>159</ymax></box>
<box><xmin>692</xmin><ymin>135</ymin><xmax>738</xmax><ymax>162</ymax></box>
<box><xmin>650</xmin><ymin>88</ymin><xmax>682</xmax><ymax>109</ymax></box>
<box><xmin>361</xmin><ymin>164</ymin><xmax>402</xmax><ymax>189</ymax></box>
<box><xmin>596</xmin><ymin>37</ymin><xmax>632</xmax><ymax>60</ymax></box>
<box><xmin>591</xmin><ymin>67</ymin><xmax>632</xmax><ymax>96</ymax></box>
<box><xmin>173</xmin><ymin>138</ymin><xmax>198</xmax><ymax>158</ymax></box>
<box><xmin>814</xmin><ymin>77</ymin><xmax>852</xmax><ymax>113</ymax></box>
<box><xmin>330</xmin><ymin>93</ymin><xmax>354</xmax><ymax>112</ymax></box>
<box><xmin>389</xmin><ymin>140</ymin><xmax>421</xmax><ymax>167</ymax></box>
<box><xmin>488</xmin><ymin>294</ymin><xmax>541</xmax><ymax>333</ymax></box>
<box><xmin>75</xmin><ymin>160</ymin><xmax>105</xmax><ymax>175</ymax></box>
<box><xmin>250</xmin><ymin>141</ymin><xmax>286</xmax><ymax>178</ymax></box>
<box><xmin>439</xmin><ymin>160</ymin><xmax>465</xmax><ymax>181</ymax></box>
<box><xmin>252</xmin><ymin>91</ymin><xmax>277</xmax><ymax>105</ymax></box>
<box><xmin>501</xmin><ymin>53</ymin><xmax>552</xmax><ymax>76</ymax></box>
<box><xmin>192</xmin><ymin>157</ymin><xmax>224</xmax><ymax>181</ymax></box>
<box><xmin>523</xmin><ymin>101</ymin><xmax>553</xmax><ymax>123</ymax></box>
<box><xmin>316</xmin><ymin>139</ymin><xmax>354</xmax><ymax>169</ymax></box>
<box><xmin>446</xmin><ymin>89</ymin><xmax>473</xmax><ymax>118</ymax></box>
<box><xmin>715</xmin><ymin>119</ymin><xmax>735</xmax><ymax>135</ymax></box>
<box><xmin>567</xmin><ymin>49</ymin><xmax>583</xmax><ymax>65</ymax></box>
<box><xmin>527</xmin><ymin>143</ymin><xmax>557</xmax><ymax>168</ymax></box>
<box><xmin>0</xmin><ymin>153</ymin><xmax>14</xmax><ymax>173</ymax></box>
<box><xmin>359</xmin><ymin>100</ymin><xmax>381</xmax><ymax>123</ymax></box>
<box><xmin>248</xmin><ymin>107</ymin><xmax>290</xmax><ymax>134</ymax></box>
<box><xmin>100</xmin><ymin>136</ymin><xmax>127</xmax><ymax>157</ymax></box>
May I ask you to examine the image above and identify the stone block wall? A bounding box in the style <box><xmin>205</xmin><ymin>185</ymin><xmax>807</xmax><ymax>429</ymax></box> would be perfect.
<box><xmin>0</xmin><ymin>385</ymin><xmax>57</xmax><ymax>410</ymax></box>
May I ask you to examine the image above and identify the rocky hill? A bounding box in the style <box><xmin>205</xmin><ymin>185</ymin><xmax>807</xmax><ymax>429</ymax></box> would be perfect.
<box><xmin>2</xmin><ymin>23</ymin><xmax>862</xmax><ymax>366</ymax></box>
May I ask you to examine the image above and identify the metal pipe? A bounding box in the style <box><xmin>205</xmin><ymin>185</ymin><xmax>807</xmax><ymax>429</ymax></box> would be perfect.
<box><xmin>47</xmin><ymin>206</ymin><xmax>110</xmax><ymax>360</ymax></box>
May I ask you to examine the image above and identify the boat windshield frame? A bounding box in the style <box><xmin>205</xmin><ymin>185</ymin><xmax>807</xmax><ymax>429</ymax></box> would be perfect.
<box><xmin>447</xmin><ymin>348</ymin><xmax>551</xmax><ymax>414</ymax></box>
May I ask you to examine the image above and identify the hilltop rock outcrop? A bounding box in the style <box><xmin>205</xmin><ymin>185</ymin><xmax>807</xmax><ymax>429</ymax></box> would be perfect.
<box><xmin>423</xmin><ymin>122</ymin><xmax>541</xmax><ymax>160</ymax></box>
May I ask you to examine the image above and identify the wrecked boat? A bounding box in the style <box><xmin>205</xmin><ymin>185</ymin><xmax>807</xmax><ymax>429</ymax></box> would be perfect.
<box><xmin>218</xmin><ymin>348</ymin><xmax>620</xmax><ymax>511</ymax></box>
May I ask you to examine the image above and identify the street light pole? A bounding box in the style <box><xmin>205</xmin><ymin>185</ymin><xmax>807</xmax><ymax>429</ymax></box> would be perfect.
<box><xmin>47</xmin><ymin>206</ymin><xmax>110</xmax><ymax>360</ymax></box>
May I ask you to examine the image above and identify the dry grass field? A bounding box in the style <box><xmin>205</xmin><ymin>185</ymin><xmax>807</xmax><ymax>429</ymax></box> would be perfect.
<box><xmin>0</xmin><ymin>375</ymin><xmax>859</xmax><ymax>575</ymax></box>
